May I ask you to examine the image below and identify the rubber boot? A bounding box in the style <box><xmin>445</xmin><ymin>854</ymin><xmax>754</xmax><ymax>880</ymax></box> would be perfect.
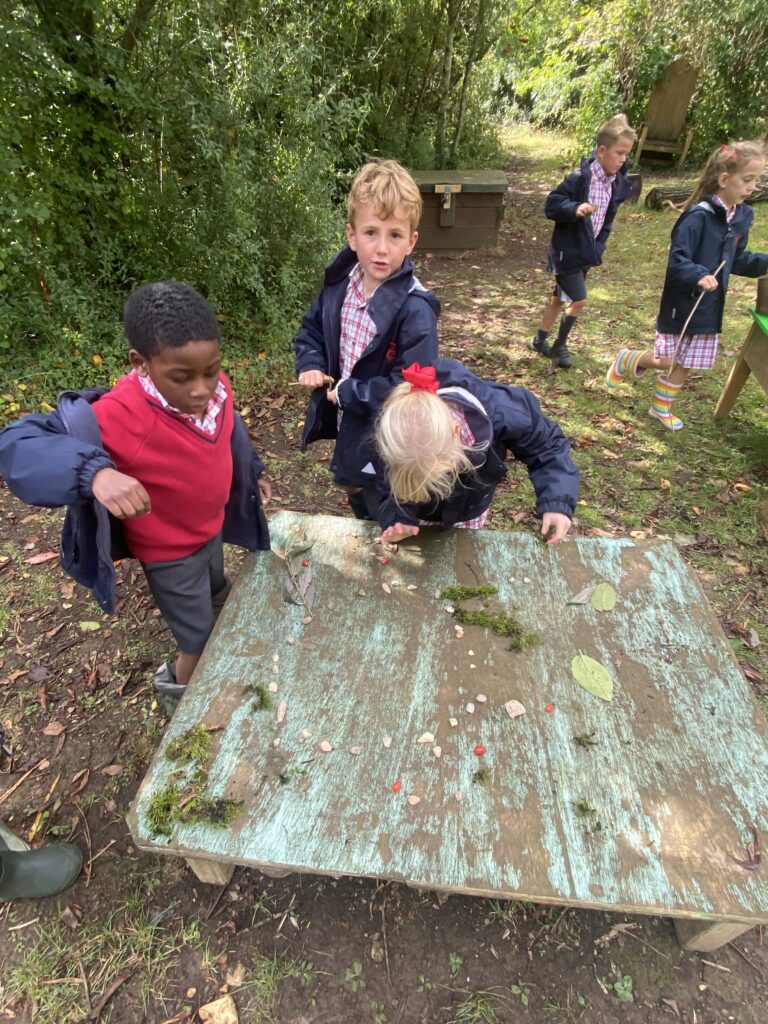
<box><xmin>648</xmin><ymin>376</ymin><xmax>684</xmax><ymax>430</ymax></box>
<box><xmin>605</xmin><ymin>348</ymin><xmax>646</xmax><ymax>389</ymax></box>
<box><xmin>0</xmin><ymin>845</ymin><xmax>82</xmax><ymax>901</ymax></box>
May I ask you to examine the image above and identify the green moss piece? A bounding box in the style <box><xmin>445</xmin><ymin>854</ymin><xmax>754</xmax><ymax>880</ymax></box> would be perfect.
<box><xmin>572</xmin><ymin>799</ymin><xmax>597</xmax><ymax>818</ymax></box>
<box><xmin>473</xmin><ymin>766</ymin><xmax>491</xmax><ymax>786</ymax></box>
<box><xmin>441</xmin><ymin>585</ymin><xmax>498</xmax><ymax>602</ymax></box>
<box><xmin>244</xmin><ymin>682</ymin><xmax>274</xmax><ymax>711</ymax></box>
<box><xmin>574</xmin><ymin>731</ymin><xmax>598</xmax><ymax>748</ymax></box>
<box><xmin>165</xmin><ymin>724</ymin><xmax>213</xmax><ymax>766</ymax></box>
<box><xmin>453</xmin><ymin>608</ymin><xmax>538</xmax><ymax>651</ymax></box>
<box><xmin>179</xmin><ymin>796</ymin><xmax>242</xmax><ymax>828</ymax></box>
<box><xmin>279</xmin><ymin>764</ymin><xmax>307</xmax><ymax>785</ymax></box>
<box><xmin>146</xmin><ymin>783</ymin><xmax>182</xmax><ymax>837</ymax></box>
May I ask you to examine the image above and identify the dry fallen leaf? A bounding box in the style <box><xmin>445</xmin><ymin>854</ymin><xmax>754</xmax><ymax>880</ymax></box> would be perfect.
<box><xmin>42</xmin><ymin>721</ymin><xmax>65</xmax><ymax>737</ymax></box>
<box><xmin>24</xmin><ymin>551</ymin><xmax>59</xmax><ymax>565</ymax></box>
<box><xmin>225</xmin><ymin>962</ymin><xmax>247</xmax><ymax>987</ymax></box>
<box><xmin>199</xmin><ymin>994</ymin><xmax>239</xmax><ymax>1024</ymax></box>
<box><xmin>382</xmin><ymin>583</ymin><xmax>392</xmax><ymax>594</ymax></box>
<box><xmin>276</xmin><ymin>700</ymin><xmax>287</xmax><ymax>724</ymax></box>
<box><xmin>101</xmin><ymin>764</ymin><xmax>123</xmax><ymax>776</ymax></box>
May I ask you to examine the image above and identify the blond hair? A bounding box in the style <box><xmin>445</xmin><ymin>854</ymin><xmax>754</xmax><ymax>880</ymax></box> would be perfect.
<box><xmin>596</xmin><ymin>113</ymin><xmax>637</xmax><ymax>149</ymax></box>
<box><xmin>376</xmin><ymin>383</ymin><xmax>483</xmax><ymax>504</ymax></box>
<box><xmin>683</xmin><ymin>140</ymin><xmax>767</xmax><ymax>209</ymax></box>
<box><xmin>348</xmin><ymin>159</ymin><xmax>422</xmax><ymax>232</ymax></box>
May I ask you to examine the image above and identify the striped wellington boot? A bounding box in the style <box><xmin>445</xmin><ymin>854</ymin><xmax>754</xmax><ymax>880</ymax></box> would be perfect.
<box><xmin>605</xmin><ymin>348</ymin><xmax>645</xmax><ymax>389</ymax></box>
<box><xmin>648</xmin><ymin>376</ymin><xmax>684</xmax><ymax>430</ymax></box>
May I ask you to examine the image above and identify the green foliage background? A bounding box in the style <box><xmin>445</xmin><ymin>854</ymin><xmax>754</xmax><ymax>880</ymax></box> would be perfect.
<box><xmin>0</xmin><ymin>0</ymin><xmax>764</xmax><ymax>418</ymax></box>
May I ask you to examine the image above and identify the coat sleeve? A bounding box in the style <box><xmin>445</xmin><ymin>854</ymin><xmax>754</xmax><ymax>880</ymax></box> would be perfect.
<box><xmin>732</xmin><ymin>219</ymin><xmax>768</xmax><ymax>277</ymax></box>
<box><xmin>335</xmin><ymin>297</ymin><xmax>439</xmax><ymax>417</ymax></box>
<box><xmin>0</xmin><ymin>412</ymin><xmax>114</xmax><ymax>508</ymax></box>
<box><xmin>544</xmin><ymin>174</ymin><xmax>582</xmax><ymax>223</ymax></box>
<box><xmin>666</xmin><ymin>212</ymin><xmax>711</xmax><ymax>287</ymax></box>
<box><xmin>294</xmin><ymin>291</ymin><xmax>331</xmax><ymax>376</ymax></box>
<box><xmin>489</xmin><ymin>385</ymin><xmax>579</xmax><ymax>517</ymax></box>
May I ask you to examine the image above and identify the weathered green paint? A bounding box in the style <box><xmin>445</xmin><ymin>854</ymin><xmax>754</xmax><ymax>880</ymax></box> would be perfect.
<box><xmin>128</xmin><ymin>513</ymin><xmax>768</xmax><ymax>930</ymax></box>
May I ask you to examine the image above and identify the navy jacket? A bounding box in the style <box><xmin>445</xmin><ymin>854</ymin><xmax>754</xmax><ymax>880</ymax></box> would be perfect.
<box><xmin>0</xmin><ymin>390</ymin><xmax>270</xmax><ymax>613</ymax></box>
<box><xmin>545</xmin><ymin>157</ymin><xmax>632</xmax><ymax>275</ymax></box>
<box><xmin>371</xmin><ymin>360</ymin><xmax>580</xmax><ymax>530</ymax></box>
<box><xmin>294</xmin><ymin>247</ymin><xmax>440</xmax><ymax>486</ymax></box>
<box><xmin>657</xmin><ymin>196</ymin><xmax>768</xmax><ymax>335</ymax></box>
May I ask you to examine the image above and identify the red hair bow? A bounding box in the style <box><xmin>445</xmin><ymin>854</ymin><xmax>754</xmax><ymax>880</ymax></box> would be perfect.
<box><xmin>402</xmin><ymin>363</ymin><xmax>439</xmax><ymax>393</ymax></box>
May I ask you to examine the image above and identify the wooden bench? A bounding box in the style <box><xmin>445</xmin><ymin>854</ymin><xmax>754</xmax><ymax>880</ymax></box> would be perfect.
<box><xmin>714</xmin><ymin>277</ymin><xmax>768</xmax><ymax>418</ymax></box>
<box><xmin>128</xmin><ymin>513</ymin><xmax>768</xmax><ymax>952</ymax></box>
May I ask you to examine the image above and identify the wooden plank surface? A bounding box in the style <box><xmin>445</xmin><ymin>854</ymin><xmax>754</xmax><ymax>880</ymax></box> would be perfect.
<box><xmin>128</xmin><ymin>512</ymin><xmax>768</xmax><ymax>927</ymax></box>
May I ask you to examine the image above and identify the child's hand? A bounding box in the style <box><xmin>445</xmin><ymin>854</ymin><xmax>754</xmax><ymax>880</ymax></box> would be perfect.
<box><xmin>92</xmin><ymin>468</ymin><xmax>151</xmax><ymax>518</ymax></box>
<box><xmin>326</xmin><ymin>387</ymin><xmax>338</xmax><ymax>405</ymax></box>
<box><xmin>378</xmin><ymin>523</ymin><xmax>420</xmax><ymax>543</ymax></box>
<box><xmin>697</xmin><ymin>275</ymin><xmax>719</xmax><ymax>291</ymax></box>
<box><xmin>540</xmin><ymin>512</ymin><xmax>571</xmax><ymax>545</ymax></box>
<box><xmin>576</xmin><ymin>203</ymin><xmax>595</xmax><ymax>218</ymax></box>
<box><xmin>298</xmin><ymin>370</ymin><xmax>334</xmax><ymax>388</ymax></box>
<box><xmin>257</xmin><ymin>477</ymin><xmax>272</xmax><ymax>508</ymax></box>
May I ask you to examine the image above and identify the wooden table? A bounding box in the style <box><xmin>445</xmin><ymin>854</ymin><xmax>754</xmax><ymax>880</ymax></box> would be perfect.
<box><xmin>714</xmin><ymin>308</ymin><xmax>768</xmax><ymax>418</ymax></box>
<box><xmin>128</xmin><ymin>513</ymin><xmax>768</xmax><ymax>952</ymax></box>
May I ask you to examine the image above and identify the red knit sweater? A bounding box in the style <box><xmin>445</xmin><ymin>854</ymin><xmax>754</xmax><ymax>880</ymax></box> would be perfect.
<box><xmin>93</xmin><ymin>373</ymin><xmax>234</xmax><ymax>563</ymax></box>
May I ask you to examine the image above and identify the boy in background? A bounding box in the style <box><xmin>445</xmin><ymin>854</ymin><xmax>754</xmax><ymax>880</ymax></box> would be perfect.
<box><xmin>531</xmin><ymin>114</ymin><xmax>637</xmax><ymax>368</ymax></box>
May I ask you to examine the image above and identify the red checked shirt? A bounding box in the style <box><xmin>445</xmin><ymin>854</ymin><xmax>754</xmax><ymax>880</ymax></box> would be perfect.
<box><xmin>588</xmin><ymin>160</ymin><xmax>615</xmax><ymax>238</ymax></box>
<box><xmin>339</xmin><ymin>264</ymin><xmax>377</xmax><ymax>382</ymax></box>
<box><xmin>134</xmin><ymin>368</ymin><xmax>227</xmax><ymax>435</ymax></box>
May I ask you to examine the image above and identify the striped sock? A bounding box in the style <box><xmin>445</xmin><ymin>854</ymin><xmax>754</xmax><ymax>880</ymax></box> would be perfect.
<box><xmin>649</xmin><ymin>376</ymin><xmax>684</xmax><ymax>430</ymax></box>
<box><xmin>605</xmin><ymin>348</ymin><xmax>645</xmax><ymax>389</ymax></box>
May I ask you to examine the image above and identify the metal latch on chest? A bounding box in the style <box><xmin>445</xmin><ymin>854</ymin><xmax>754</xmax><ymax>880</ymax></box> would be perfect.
<box><xmin>434</xmin><ymin>183</ymin><xmax>462</xmax><ymax>227</ymax></box>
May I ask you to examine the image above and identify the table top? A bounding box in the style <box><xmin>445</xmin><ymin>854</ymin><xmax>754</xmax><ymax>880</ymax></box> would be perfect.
<box><xmin>411</xmin><ymin>169</ymin><xmax>508</xmax><ymax>192</ymax></box>
<box><xmin>128</xmin><ymin>513</ymin><xmax>768</xmax><ymax>925</ymax></box>
<box><xmin>750</xmin><ymin>307</ymin><xmax>768</xmax><ymax>336</ymax></box>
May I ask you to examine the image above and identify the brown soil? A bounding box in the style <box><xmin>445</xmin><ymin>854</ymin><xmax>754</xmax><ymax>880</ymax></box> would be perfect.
<box><xmin>0</xmin><ymin>152</ymin><xmax>765</xmax><ymax>1024</ymax></box>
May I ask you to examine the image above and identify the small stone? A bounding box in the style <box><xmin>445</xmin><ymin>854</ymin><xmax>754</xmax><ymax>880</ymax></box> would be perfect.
<box><xmin>476</xmin><ymin>693</ymin><xmax>487</xmax><ymax>703</ymax></box>
<box><xmin>382</xmin><ymin>583</ymin><xmax>392</xmax><ymax>594</ymax></box>
<box><xmin>302</xmin><ymin>615</ymin><xmax>313</xmax><ymax>624</ymax></box>
<box><xmin>407</xmin><ymin>584</ymin><xmax>418</xmax><ymax>590</ymax></box>
<box><xmin>432</xmin><ymin>745</ymin><xmax>442</xmax><ymax>758</ymax></box>
<box><xmin>272</xmin><ymin>654</ymin><xmax>279</xmax><ymax>663</ymax></box>
<box><xmin>268</xmin><ymin>681</ymin><xmax>278</xmax><ymax>692</ymax></box>
<box><xmin>302</xmin><ymin>729</ymin><xmax>311</xmax><ymax>738</ymax></box>
<box><xmin>286</xmin><ymin>638</ymin><xmax>295</xmax><ymax>645</ymax></box>
<box><xmin>383</xmin><ymin>735</ymin><xmax>392</xmax><ymax>748</ymax></box>
<box><xmin>468</xmin><ymin>650</ymin><xmax>475</xmax><ymax>656</ymax></box>
<box><xmin>407</xmin><ymin>795</ymin><xmax>421</xmax><ymax>806</ymax></box>
<box><xmin>272</xmin><ymin>738</ymin><xmax>280</xmax><ymax>748</ymax></box>
<box><xmin>349</xmin><ymin>746</ymin><xmax>361</xmax><ymax>755</ymax></box>
<box><xmin>466</xmin><ymin>702</ymin><xmax>475</xmax><ymax>714</ymax></box>
<box><xmin>417</xmin><ymin>731</ymin><xmax>435</xmax><ymax>744</ymax></box>
<box><xmin>454</xmin><ymin>625</ymin><xmax>464</xmax><ymax>638</ymax></box>
<box><xmin>276</xmin><ymin>700</ymin><xmax>287</xmax><ymax>723</ymax></box>
<box><xmin>272</xmin><ymin>664</ymin><xmax>279</xmax><ymax>673</ymax></box>
<box><xmin>504</xmin><ymin>700</ymin><xmax>525</xmax><ymax>719</ymax></box>
<box><xmin>470</xmin><ymin>664</ymin><xmax>477</xmax><ymax>669</ymax></box>
<box><xmin>455</xmin><ymin>791</ymin><xmax>463</xmax><ymax>802</ymax></box>
<box><xmin>523</xmin><ymin>576</ymin><xmax>531</xmax><ymax>583</ymax></box>
<box><xmin>449</xmin><ymin>717</ymin><xmax>458</xmax><ymax>727</ymax></box>
<box><xmin>319</xmin><ymin>740</ymin><xmax>333</xmax><ymax>752</ymax></box>
<box><xmin>357</xmin><ymin>589</ymin><xmax>367</xmax><ymax>597</ymax></box>
<box><xmin>186</xmin><ymin>987</ymin><xmax>197</xmax><ymax>998</ymax></box>
<box><xmin>444</xmin><ymin>603</ymin><xmax>455</xmax><ymax>614</ymax></box>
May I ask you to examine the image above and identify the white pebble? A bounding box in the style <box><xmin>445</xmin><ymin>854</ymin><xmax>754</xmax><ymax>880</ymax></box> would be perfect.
<box><xmin>272</xmin><ymin>654</ymin><xmax>279</xmax><ymax>663</ymax></box>
<box><xmin>454</xmin><ymin>626</ymin><xmax>464</xmax><ymax>638</ymax></box>
<box><xmin>455</xmin><ymin>791</ymin><xmax>463</xmax><ymax>802</ymax></box>
<box><xmin>432</xmin><ymin>745</ymin><xmax>442</xmax><ymax>758</ymax></box>
<box><xmin>382</xmin><ymin>583</ymin><xmax>392</xmax><ymax>594</ymax></box>
<box><xmin>286</xmin><ymin>638</ymin><xmax>295</xmax><ymax>645</ymax></box>
<box><xmin>276</xmin><ymin>700</ymin><xmax>287</xmax><ymax>723</ymax></box>
<box><xmin>383</xmin><ymin>736</ymin><xmax>392</xmax><ymax>748</ymax></box>
<box><xmin>417</xmin><ymin>732</ymin><xmax>435</xmax><ymax>744</ymax></box>
<box><xmin>407</xmin><ymin>584</ymin><xmax>418</xmax><ymax>590</ymax></box>
<box><xmin>470</xmin><ymin>664</ymin><xmax>477</xmax><ymax>669</ymax></box>
<box><xmin>319</xmin><ymin>740</ymin><xmax>333</xmax><ymax>753</ymax></box>
<box><xmin>466</xmin><ymin>702</ymin><xmax>475</xmax><ymax>714</ymax></box>
<box><xmin>523</xmin><ymin>576</ymin><xmax>531</xmax><ymax>583</ymax></box>
<box><xmin>272</xmin><ymin>738</ymin><xmax>280</xmax><ymax>748</ymax></box>
<box><xmin>407</xmin><ymin>795</ymin><xmax>421</xmax><ymax>806</ymax></box>
<box><xmin>302</xmin><ymin>729</ymin><xmax>311</xmax><ymax>738</ymax></box>
<box><xmin>476</xmin><ymin>693</ymin><xmax>487</xmax><ymax>704</ymax></box>
<box><xmin>449</xmin><ymin>717</ymin><xmax>458</xmax><ymax>727</ymax></box>
<box><xmin>268</xmin><ymin>681</ymin><xmax>278</xmax><ymax>693</ymax></box>
<box><xmin>468</xmin><ymin>650</ymin><xmax>475</xmax><ymax>656</ymax></box>
<box><xmin>349</xmin><ymin>746</ymin><xmax>361</xmax><ymax>755</ymax></box>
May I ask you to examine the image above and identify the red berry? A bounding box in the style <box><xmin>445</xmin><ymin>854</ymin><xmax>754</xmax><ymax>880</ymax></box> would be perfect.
<box><xmin>474</xmin><ymin>744</ymin><xmax>487</xmax><ymax>756</ymax></box>
<box><xmin>379</xmin><ymin>556</ymin><xmax>389</xmax><ymax>564</ymax></box>
<box><xmin>391</xmin><ymin>780</ymin><xmax>402</xmax><ymax>793</ymax></box>
<box><xmin>302</xmin><ymin>559</ymin><xmax>309</xmax><ymax>566</ymax></box>
<box><xmin>545</xmin><ymin>703</ymin><xmax>555</xmax><ymax>712</ymax></box>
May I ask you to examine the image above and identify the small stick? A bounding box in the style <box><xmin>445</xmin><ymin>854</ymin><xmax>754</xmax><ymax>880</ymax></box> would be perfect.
<box><xmin>381</xmin><ymin>901</ymin><xmax>392</xmax><ymax>987</ymax></box>
<box><xmin>8</xmin><ymin>916</ymin><xmax>40</xmax><ymax>931</ymax></box>
<box><xmin>0</xmin><ymin>761</ymin><xmax>42</xmax><ymax>806</ymax></box>
<box><xmin>669</xmin><ymin>260</ymin><xmax>727</xmax><ymax>374</ymax></box>
<box><xmin>75</xmin><ymin>804</ymin><xmax>93</xmax><ymax>884</ymax></box>
<box><xmin>727</xmin><ymin>940</ymin><xmax>765</xmax><ymax>981</ymax></box>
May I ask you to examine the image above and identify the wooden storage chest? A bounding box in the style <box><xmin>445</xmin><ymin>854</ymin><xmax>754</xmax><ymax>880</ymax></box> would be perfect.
<box><xmin>412</xmin><ymin>169</ymin><xmax>507</xmax><ymax>250</ymax></box>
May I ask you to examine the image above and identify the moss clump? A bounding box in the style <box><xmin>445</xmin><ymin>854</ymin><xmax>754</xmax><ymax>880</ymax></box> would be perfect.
<box><xmin>179</xmin><ymin>796</ymin><xmax>242</xmax><ymax>827</ymax></box>
<box><xmin>572</xmin><ymin>799</ymin><xmax>596</xmax><ymax>819</ymax></box>
<box><xmin>146</xmin><ymin>783</ymin><xmax>182</xmax><ymax>837</ymax></box>
<box><xmin>473</xmin><ymin>766</ymin><xmax>491</xmax><ymax>786</ymax></box>
<box><xmin>441</xmin><ymin>585</ymin><xmax>497</xmax><ymax>602</ymax></box>
<box><xmin>279</xmin><ymin>764</ymin><xmax>307</xmax><ymax>785</ymax></box>
<box><xmin>453</xmin><ymin>608</ymin><xmax>538</xmax><ymax>651</ymax></box>
<box><xmin>165</xmin><ymin>724</ymin><xmax>213</xmax><ymax>766</ymax></box>
<box><xmin>574</xmin><ymin>731</ymin><xmax>598</xmax><ymax>748</ymax></box>
<box><xmin>244</xmin><ymin>682</ymin><xmax>274</xmax><ymax>711</ymax></box>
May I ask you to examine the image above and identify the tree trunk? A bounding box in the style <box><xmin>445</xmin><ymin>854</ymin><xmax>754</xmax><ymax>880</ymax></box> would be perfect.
<box><xmin>449</xmin><ymin>0</ymin><xmax>489</xmax><ymax>165</ymax></box>
<box><xmin>435</xmin><ymin>0</ymin><xmax>462</xmax><ymax>169</ymax></box>
<box><xmin>645</xmin><ymin>178</ymin><xmax>768</xmax><ymax>210</ymax></box>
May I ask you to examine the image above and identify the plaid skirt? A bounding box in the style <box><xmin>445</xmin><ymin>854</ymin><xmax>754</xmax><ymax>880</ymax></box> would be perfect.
<box><xmin>654</xmin><ymin>331</ymin><xmax>718</xmax><ymax>370</ymax></box>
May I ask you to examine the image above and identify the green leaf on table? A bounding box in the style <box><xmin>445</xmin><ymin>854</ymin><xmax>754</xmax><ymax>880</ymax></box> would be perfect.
<box><xmin>79</xmin><ymin>620</ymin><xmax>101</xmax><ymax>632</ymax></box>
<box><xmin>590</xmin><ymin>583</ymin><xmax>616</xmax><ymax>612</ymax></box>
<box><xmin>571</xmin><ymin>654</ymin><xmax>614</xmax><ymax>701</ymax></box>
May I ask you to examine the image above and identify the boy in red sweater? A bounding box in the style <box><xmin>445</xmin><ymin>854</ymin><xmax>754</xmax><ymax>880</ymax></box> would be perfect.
<box><xmin>0</xmin><ymin>282</ymin><xmax>271</xmax><ymax>715</ymax></box>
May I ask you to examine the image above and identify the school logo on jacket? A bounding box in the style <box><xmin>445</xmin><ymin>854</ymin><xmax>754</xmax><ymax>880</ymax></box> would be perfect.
<box><xmin>385</xmin><ymin>342</ymin><xmax>397</xmax><ymax>362</ymax></box>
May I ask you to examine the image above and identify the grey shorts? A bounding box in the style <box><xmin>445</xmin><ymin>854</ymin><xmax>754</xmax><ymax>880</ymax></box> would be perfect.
<box><xmin>553</xmin><ymin>270</ymin><xmax>588</xmax><ymax>304</ymax></box>
<box><xmin>142</xmin><ymin>533</ymin><xmax>231</xmax><ymax>655</ymax></box>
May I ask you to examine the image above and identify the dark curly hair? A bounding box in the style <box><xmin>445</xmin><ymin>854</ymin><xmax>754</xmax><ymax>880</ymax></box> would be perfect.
<box><xmin>123</xmin><ymin>281</ymin><xmax>220</xmax><ymax>358</ymax></box>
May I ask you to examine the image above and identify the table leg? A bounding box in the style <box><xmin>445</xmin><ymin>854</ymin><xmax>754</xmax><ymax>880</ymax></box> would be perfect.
<box><xmin>185</xmin><ymin>857</ymin><xmax>235</xmax><ymax>885</ymax></box>
<box><xmin>674</xmin><ymin>917</ymin><xmax>755</xmax><ymax>952</ymax></box>
<box><xmin>714</xmin><ymin>356</ymin><xmax>751</xmax><ymax>419</ymax></box>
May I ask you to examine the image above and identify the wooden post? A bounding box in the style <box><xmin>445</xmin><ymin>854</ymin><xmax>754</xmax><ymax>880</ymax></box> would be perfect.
<box><xmin>713</xmin><ymin>276</ymin><xmax>768</xmax><ymax>418</ymax></box>
<box><xmin>635</xmin><ymin>123</ymin><xmax>648</xmax><ymax>164</ymax></box>
<box><xmin>757</xmin><ymin>274</ymin><xmax>768</xmax><ymax>314</ymax></box>
<box><xmin>677</xmin><ymin>126</ymin><xmax>694</xmax><ymax>168</ymax></box>
<box><xmin>186</xmin><ymin>857</ymin><xmax>235</xmax><ymax>885</ymax></box>
<box><xmin>674</xmin><ymin>917</ymin><xmax>754</xmax><ymax>952</ymax></box>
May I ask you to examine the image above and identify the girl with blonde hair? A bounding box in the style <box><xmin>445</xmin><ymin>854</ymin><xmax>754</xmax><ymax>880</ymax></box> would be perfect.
<box><xmin>371</xmin><ymin>361</ymin><xmax>579</xmax><ymax>544</ymax></box>
<box><xmin>605</xmin><ymin>140</ymin><xmax>768</xmax><ymax>429</ymax></box>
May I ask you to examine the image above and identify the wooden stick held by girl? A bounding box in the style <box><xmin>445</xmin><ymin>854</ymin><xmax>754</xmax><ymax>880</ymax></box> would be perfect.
<box><xmin>364</xmin><ymin>360</ymin><xmax>579</xmax><ymax>545</ymax></box>
<box><xmin>605</xmin><ymin>140</ymin><xmax>768</xmax><ymax>430</ymax></box>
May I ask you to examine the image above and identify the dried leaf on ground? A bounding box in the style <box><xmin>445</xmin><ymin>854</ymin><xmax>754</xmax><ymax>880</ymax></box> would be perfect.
<box><xmin>199</xmin><ymin>994</ymin><xmax>239</xmax><ymax>1024</ymax></box>
<box><xmin>101</xmin><ymin>764</ymin><xmax>123</xmax><ymax>776</ymax></box>
<box><xmin>590</xmin><ymin>583</ymin><xmax>617</xmax><ymax>612</ymax></box>
<box><xmin>79</xmin><ymin>620</ymin><xmax>101</xmax><ymax>632</ymax></box>
<box><xmin>42</xmin><ymin>721</ymin><xmax>66</xmax><ymax>737</ymax></box>
<box><xmin>24</xmin><ymin>551</ymin><xmax>59</xmax><ymax>565</ymax></box>
<box><xmin>571</xmin><ymin>654</ymin><xmax>614</xmax><ymax>701</ymax></box>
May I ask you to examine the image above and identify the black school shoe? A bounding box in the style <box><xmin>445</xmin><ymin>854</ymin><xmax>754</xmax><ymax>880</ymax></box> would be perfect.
<box><xmin>531</xmin><ymin>333</ymin><xmax>551</xmax><ymax>357</ymax></box>
<box><xmin>549</xmin><ymin>341</ymin><xmax>573</xmax><ymax>368</ymax></box>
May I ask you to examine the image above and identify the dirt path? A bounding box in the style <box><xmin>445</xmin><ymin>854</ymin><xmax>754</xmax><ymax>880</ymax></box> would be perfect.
<box><xmin>1</xmin><ymin>155</ymin><xmax>766</xmax><ymax>1024</ymax></box>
